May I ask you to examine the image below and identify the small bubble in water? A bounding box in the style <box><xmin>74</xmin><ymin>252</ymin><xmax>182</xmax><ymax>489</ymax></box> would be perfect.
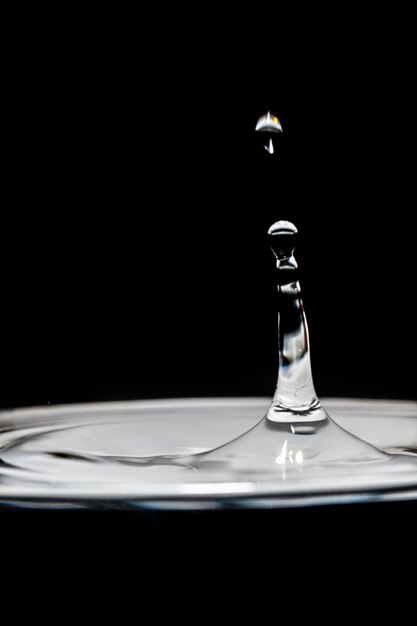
<box><xmin>255</xmin><ymin>111</ymin><xmax>283</xmax><ymax>155</ymax></box>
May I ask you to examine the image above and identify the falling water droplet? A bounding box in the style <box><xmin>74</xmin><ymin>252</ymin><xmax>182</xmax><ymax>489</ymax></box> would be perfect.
<box><xmin>255</xmin><ymin>111</ymin><xmax>283</xmax><ymax>155</ymax></box>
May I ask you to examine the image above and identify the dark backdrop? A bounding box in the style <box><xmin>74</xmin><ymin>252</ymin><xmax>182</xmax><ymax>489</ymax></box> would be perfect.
<box><xmin>2</xmin><ymin>6</ymin><xmax>415</xmax><ymax>409</ymax></box>
<box><xmin>2</xmin><ymin>5</ymin><xmax>416</xmax><ymax>611</ymax></box>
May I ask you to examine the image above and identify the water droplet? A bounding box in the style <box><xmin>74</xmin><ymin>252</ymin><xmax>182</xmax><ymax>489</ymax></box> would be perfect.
<box><xmin>255</xmin><ymin>111</ymin><xmax>283</xmax><ymax>133</ymax></box>
<box><xmin>255</xmin><ymin>111</ymin><xmax>283</xmax><ymax>155</ymax></box>
<box><xmin>268</xmin><ymin>220</ymin><xmax>298</xmax><ymax>272</ymax></box>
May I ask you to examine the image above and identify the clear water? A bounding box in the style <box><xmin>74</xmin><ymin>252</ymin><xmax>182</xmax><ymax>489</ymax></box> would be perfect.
<box><xmin>0</xmin><ymin>220</ymin><xmax>416</xmax><ymax>509</ymax></box>
<box><xmin>0</xmin><ymin>398</ymin><xmax>416</xmax><ymax>508</ymax></box>
<box><xmin>255</xmin><ymin>111</ymin><xmax>283</xmax><ymax>154</ymax></box>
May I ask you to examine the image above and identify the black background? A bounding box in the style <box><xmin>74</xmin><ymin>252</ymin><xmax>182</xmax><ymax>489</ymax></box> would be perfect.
<box><xmin>1</xmin><ymin>5</ymin><xmax>416</xmax><ymax>608</ymax></box>
<box><xmin>2</xmin><ymin>5</ymin><xmax>415</xmax><ymax>409</ymax></box>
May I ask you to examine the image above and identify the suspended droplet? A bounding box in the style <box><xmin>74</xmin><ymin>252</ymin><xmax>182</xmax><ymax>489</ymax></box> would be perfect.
<box><xmin>255</xmin><ymin>111</ymin><xmax>283</xmax><ymax>133</ymax></box>
<box><xmin>255</xmin><ymin>111</ymin><xmax>283</xmax><ymax>155</ymax></box>
<box><xmin>268</xmin><ymin>220</ymin><xmax>298</xmax><ymax>267</ymax></box>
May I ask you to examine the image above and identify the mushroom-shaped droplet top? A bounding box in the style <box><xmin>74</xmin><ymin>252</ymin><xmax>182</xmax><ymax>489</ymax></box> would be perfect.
<box><xmin>268</xmin><ymin>220</ymin><xmax>298</xmax><ymax>268</ymax></box>
<box><xmin>255</xmin><ymin>112</ymin><xmax>283</xmax><ymax>133</ymax></box>
<box><xmin>268</xmin><ymin>220</ymin><xmax>298</xmax><ymax>236</ymax></box>
<box><xmin>255</xmin><ymin>111</ymin><xmax>283</xmax><ymax>155</ymax></box>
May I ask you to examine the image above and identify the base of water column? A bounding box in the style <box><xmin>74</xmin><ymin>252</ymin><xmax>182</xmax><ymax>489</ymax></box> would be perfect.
<box><xmin>0</xmin><ymin>398</ymin><xmax>416</xmax><ymax>509</ymax></box>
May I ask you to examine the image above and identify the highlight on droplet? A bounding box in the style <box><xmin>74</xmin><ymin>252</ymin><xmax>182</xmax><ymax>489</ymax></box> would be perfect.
<box><xmin>255</xmin><ymin>111</ymin><xmax>283</xmax><ymax>133</ymax></box>
<box><xmin>255</xmin><ymin>111</ymin><xmax>283</xmax><ymax>156</ymax></box>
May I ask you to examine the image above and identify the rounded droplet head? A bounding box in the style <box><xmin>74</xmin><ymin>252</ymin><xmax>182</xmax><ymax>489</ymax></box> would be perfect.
<box><xmin>255</xmin><ymin>112</ymin><xmax>283</xmax><ymax>133</ymax></box>
<box><xmin>268</xmin><ymin>220</ymin><xmax>298</xmax><ymax>260</ymax></box>
<box><xmin>255</xmin><ymin>111</ymin><xmax>283</xmax><ymax>155</ymax></box>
